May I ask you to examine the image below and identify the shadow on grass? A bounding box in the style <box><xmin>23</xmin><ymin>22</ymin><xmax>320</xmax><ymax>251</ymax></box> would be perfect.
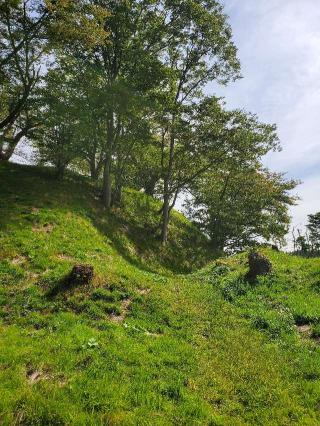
<box><xmin>0</xmin><ymin>162</ymin><xmax>212</xmax><ymax>276</ymax></box>
<box><xmin>46</xmin><ymin>276</ymin><xmax>76</xmax><ymax>298</ymax></box>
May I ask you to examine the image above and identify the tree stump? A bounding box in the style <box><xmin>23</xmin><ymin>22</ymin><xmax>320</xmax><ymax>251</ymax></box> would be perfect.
<box><xmin>68</xmin><ymin>264</ymin><xmax>94</xmax><ymax>286</ymax></box>
<box><xmin>246</xmin><ymin>252</ymin><xmax>272</xmax><ymax>282</ymax></box>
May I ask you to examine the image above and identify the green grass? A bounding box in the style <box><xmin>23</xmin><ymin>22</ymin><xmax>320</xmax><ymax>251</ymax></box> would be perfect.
<box><xmin>1</xmin><ymin>162</ymin><xmax>320</xmax><ymax>424</ymax></box>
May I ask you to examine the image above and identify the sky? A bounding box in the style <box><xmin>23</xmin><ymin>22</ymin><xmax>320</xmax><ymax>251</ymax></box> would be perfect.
<box><xmin>208</xmin><ymin>0</ymin><xmax>320</xmax><ymax>243</ymax></box>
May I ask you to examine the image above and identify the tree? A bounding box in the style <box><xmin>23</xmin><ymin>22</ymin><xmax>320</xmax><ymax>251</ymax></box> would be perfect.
<box><xmin>0</xmin><ymin>0</ymin><xmax>108</xmax><ymax>161</ymax></box>
<box><xmin>0</xmin><ymin>0</ymin><xmax>45</xmax><ymax>160</ymax></box>
<box><xmin>183</xmin><ymin>101</ymin><xmax>297</xmax><ymax>251</ymax></box>
<box><xmin>127</xmin><ymin>140</ymin><xmax>162</xmax><ymax>197</ymax></box>
<box><xmin>153</xmin><ymin>0</ymin><xmax>241</xmax><ymax>243</ymax></box>
<box><xmin>307</xmin><ymin>212</ymin><xmax>320</xmax><ymax>254</ymax></box>
<box><xmin>84</xmin><ymin>0</ymin><xmax>165</xmax><ymax>209</ymax></box>
<box><xmin>156</xmin><ymin>91</ymin><xmax>279</xmax><ymax>244</ymax></box>
<box><xmin>32</xmin><ymin>65</ymin><xmax>82</xmax><ymax>179</ymax></box>
<box><xmin>56</xmin><ymin>56</ymin><xmax>107</xmax><ymax>181</ymax></box>
<box><xmin>186</xmin><ymin>165</ymin><xmax>298</xmax><ymax>252</ymax></box>
<box><xmin>112</xmin><ymin>102</ymin><xmax>152</xmax><ymax>206</ymax></box>
<box><xmin>295</xmin><ymin>233</ymin><xmax>310</xmax><ymax>255</ymax></box>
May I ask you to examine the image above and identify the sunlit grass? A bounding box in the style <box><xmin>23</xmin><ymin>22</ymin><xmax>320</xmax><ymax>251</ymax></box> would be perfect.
<box><xmin>1</xmin><ymin>163</ymin><xmax>320</xmax><ymax>424</ymax></box>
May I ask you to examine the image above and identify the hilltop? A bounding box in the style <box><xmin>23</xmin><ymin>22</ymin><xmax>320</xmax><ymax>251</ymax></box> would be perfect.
<box><xmin>1</xmin><ymin>163</ymin><xmax>320</xmax><ymax>425</ymax></box>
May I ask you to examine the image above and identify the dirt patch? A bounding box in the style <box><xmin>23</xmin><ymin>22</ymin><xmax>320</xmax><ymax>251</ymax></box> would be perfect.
<box><xmin>109</xmin><ymin>298</ymin><xmax>132</xmax><ymax>323</ymax></box>
<box><xmin>26</xmin><ymin>366</ymin><xmax>66</xmax><ymax>387</ymax></box>
<box><xmin>26</xmin><ymin>367</ymin><xmax>50</xmax><ymax>385</ymax></box>
<box><xmin>56</xmin><ymin>374</ymin><xmax>67</xmax><ymax>388</ymax></box>
<box><xmin>56</xmin><ymin>254</ymin><xmax>75</xmax><ymax>262</ymax></box>
<box><xmin>11</xmin><ymin>255</ymin><xmax>28</xmax><ymax>265</ymax></box>
<box><xmin>32</xmin><ymin>223</ymin><xmax>54</xmax><ymax>234</ymax></box>
<box><xmin>145</xmin><ymin>331</ymin><xmax>163</xmax><ymax>337</ymax></box>
<box><xmin>27</xmin><ymin>272</ymin><xmax>40</xmax><ymax>280</ymax></box>
<box><xmin>137</xmin><ymin>288</ymin><xmax>150</xmax><ymax>296</ymax></box>
<box><xmin>296</xmin><ymin>324</ymin><xmax>320</xmax><ymax>344</ymax></box>
<box><xmin>296</xmin><ymin>324</ymin><xmax>312</xmax><ymax>335</ymax></box>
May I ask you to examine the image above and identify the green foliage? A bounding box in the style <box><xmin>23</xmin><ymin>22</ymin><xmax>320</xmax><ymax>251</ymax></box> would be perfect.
<box><xmin>0</xmin><ymin>0</ymin><xmax>44</xmax><ymax>159</ymax></box>
<box><xmin>1</xmin><ymin>0</ymin><xmax>294</xmax><ymax>251</ymax></box>
<box><xmin>0</xmin><ymin>0</ymin><xmax>107</xmax><ymax>161</ymax></box>
<box><xmin>307</xmin><ymin>212</ymin><xmax>320</xmax><ymax>254</ymax></box>
<box><xmin>186</xmin><ymin>160</ymin><xmax>298</xmax><ymax>252</ymax></box>
<box><xmin>292</xmin><ymin>212</ymin><xmax>320</xmax><ymax>257</ymax></box>
<box><xmin>44</xmin><ymin>0</ymin><xmax>109</xmax><ymax>49</ymax></box>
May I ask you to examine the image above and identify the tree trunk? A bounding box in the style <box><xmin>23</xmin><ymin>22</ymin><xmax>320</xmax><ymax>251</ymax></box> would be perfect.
<box><xmin>102</xmin><ymin>155</ymin><xmax>112</xmax><ymax>208</ymax></box>
<box><xmin>112</xmin><ymin>158</ymin><xmax>124</xmax><ymax>206</ymax></box>
<box><xmin>102</xmin><ymin>112</ymin><xmax>114</xmax><ymax>209</ymax></box>
<box><xmin>55</xmin><ymin>164</ymin><xmax>65</xmax><ymax>180</ymax></box>
<box><xmin>91</xmin><ymin>170</ymin><xmax>98</xmax><ymax>181</ymax></box>
<box><xmin>161</xmin><ymin>115</ymin><xmax>175</xmax><ymax>245</ymax></box>
<box><xmin>161</xmin><ymin>179</ymin><xmax>170</xmax><ymax>244</ymax></box>
<box><xmin>161</xmin><ymin>195</ymin><xmax>170</xmax><ymax>245</ymax></box>
<box><xmin>0</xmin><ymin>120</ymin><xmax>36</xmax><ymax>161</ymax></box>
<box><xmin>90</xmin><ymin>160</ymin><xmax>99</xmax><ymax>180</ymax></box>
<box><xmin>0</xmin><ymin>150</ymin><xmax>10</xmax><ymax>161</ymax></box>
<box><xmin>0</xmin><ymin>152</ymin><xmax>9</xmax><ymax>161</ymax></box>
<box><xmin>113</xmin><ymin>183</ymin><xmax>122</xmax><ymax>206</ymax></box>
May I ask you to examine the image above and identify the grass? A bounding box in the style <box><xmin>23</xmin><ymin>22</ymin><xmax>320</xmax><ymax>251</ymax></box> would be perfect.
<box><xmin>1</xmin><ymin>162</ymin><xmax>320</xmax><ymax>424</ymax></box>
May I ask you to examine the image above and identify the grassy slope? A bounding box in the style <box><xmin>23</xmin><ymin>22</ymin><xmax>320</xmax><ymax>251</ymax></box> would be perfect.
<box><xmin>1</xmin><ymin>163</ymin><xmax>320</xmax><ymax>425</ymax></box>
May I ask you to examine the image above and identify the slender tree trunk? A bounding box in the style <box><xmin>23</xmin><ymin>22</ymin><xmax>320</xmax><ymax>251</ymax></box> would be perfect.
<box><xmin>90</xmin><ymin>159</ymin><xmax>99</xmax><ymax>181</ymax></box>
<box><xmin>161</xmin><ymin>115</ymin><xmax>175</xmax><ymax>245</ymax></box>
<box><xmin>0</xmin><ymin>120</ymin><xmax>36</xmax><ymax>161</ymax></box>
<box><xmin>112</xmin><ymin>157</ymin><xmax>124</xmax><ymax>206</ymax></box>
<box><xmin>161</xmin><ymin>187</ymin><xmax>170</xmax><ymax>245</ymax></box>
<box><xmin>0</xmin><ymin>151</ymin><xmax>10</xmax><ymax>161</ymax></box>
<box><xmin>0</xmin><ymin>149</ymin><xmax>11</xmax><ymax>161</ymax></box>
<box><xmin>102</xmin><ymin>112</ymin><xmax>114</xmax><ymax>209</ymax></box>
<box><xmin>90</xmin><ymin>169</ymin><xmax>98</xmax><ymax>181</ymax></box>
<box><xmin>102</xmin><ymin>155</ymin><xmax>112</xmax><ymax>208</ymax></box>
<box><xmin>113</xmin><ymin>183</ymin><xmax>122</xmax><ymax>206</ymax></box>
<box><xmin>55</xmin><ymin>164</ymin><xmax>65</xmax><ymax>180</ymax></box>
<box><xmin>0</xmin><ymin>84</ymin><xmax>31</xmax><ymax>131</ymax></box>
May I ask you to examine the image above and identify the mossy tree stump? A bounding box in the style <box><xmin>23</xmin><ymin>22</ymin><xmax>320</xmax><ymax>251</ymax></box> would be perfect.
<box><xmin>68</xmin><ymin>265</ymin><xmax>94</xmax><ymax>286</ymax></box>
<box><xmin>246</xmin><ymin>252</ymin><xmax>272</xmax><ymax>282</ymax></box>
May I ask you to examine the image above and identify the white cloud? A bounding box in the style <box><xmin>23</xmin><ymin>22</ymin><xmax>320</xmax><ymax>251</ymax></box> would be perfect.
<box><xmin>210</xmin><ymin>0</ymin><xmax>320</xmax><ymax>242</ymax></box>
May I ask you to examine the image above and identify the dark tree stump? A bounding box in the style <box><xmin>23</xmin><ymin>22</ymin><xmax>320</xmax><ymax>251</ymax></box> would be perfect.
<box><xmin>68</xmin><ymin>264</ymin><xmax>94</xmax><ymax>286</ymax></box>
<box><xmin>246</xmin><ymin>252</ymin><xmax>272</xmax><ymax>282</ymax></box>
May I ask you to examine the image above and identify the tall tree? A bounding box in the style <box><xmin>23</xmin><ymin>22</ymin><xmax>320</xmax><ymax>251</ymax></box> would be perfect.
<box><xmin>0</xmin><ymin>0</ymin><xmax>45</xmax><ymax>160</ymax></box>
<box><xmin>186</xmin><ymin>166</ymin><xmax>297</xmax><ymax>252</ymax></box>
<box><xmin>156</xmin><ymin>94</ymin><xmax>281</xmax><ymax>245</ymax></box>
<box><xmin>0</xmin><ymin>0</ymin><xmax>108</xmax><ymax>161</ymax></box>
<box><xmin>32</xmin><ymin>64</ymin><xmax>82</xmax><ymax>179</ymax></box>
<box><xmin>86</xmin><ymin>0</ymin><xmax>165</xmax><ymax>209</ymax></box>
<box><xmin>307</xmin><ymin>212</ymin><xmax>320</xmax><ymax>254</ymax></box>
<box><xmin>155</xmin><ymin>0</ymin><xmax>241</xmax><ymax>243</ymax></box>
<box><xmin>57</xmin><ymin>56</ymin><xmax>108</xmax><ymax>181</ymax></box>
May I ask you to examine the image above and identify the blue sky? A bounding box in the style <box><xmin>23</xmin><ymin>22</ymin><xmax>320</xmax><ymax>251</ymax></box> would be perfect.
<box><xmin>209</xmin><ymin>0</ymin><xmax>320</xmax><ymax>239</ymax></box>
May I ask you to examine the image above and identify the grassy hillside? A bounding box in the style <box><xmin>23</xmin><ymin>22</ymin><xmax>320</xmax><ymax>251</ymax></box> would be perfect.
<box><xmin>0</xmin><ymin>162</ymin><xmax>211</xmax><ymax>275</ymax></box>
<box><xmin>1</xmin><ymin>163</ymin><xmax>320</xmax><ymax>425</ymax></box>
